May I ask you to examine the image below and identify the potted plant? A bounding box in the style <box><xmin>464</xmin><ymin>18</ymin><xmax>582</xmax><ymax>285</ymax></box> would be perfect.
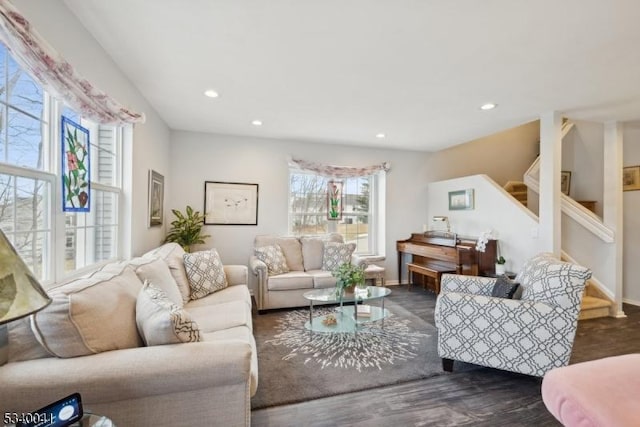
<box><xmin>164</xmin><ymin>205</ymin><xmax>210</xmax><ymax>252</ymax></box>
<box><xmin>332</xmin><ymin>262</ymin><xmax>366</xmax><ymax>295</ymax></box>
<box><xmin>495</xmin><ymin>255</ymin><xmax>506</xmax><ymax>275</ymax></box>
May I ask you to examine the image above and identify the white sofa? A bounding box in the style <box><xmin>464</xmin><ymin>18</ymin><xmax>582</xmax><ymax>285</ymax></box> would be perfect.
<box><xmin>0</xmin><ymin>243</ymin><xmax>257</xmax><ymax>427</ymax></box>
<box><xmin>250</xmin><ymin>233</ymin><xmax>365</xmax><ymax>311</ymax></box>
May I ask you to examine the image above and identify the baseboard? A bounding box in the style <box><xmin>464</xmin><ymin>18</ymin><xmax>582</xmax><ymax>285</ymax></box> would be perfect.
<box><xmin>382</xmin><ymin>280</ymin><xmax>406</xmax><ymax>286</ymax></box>
<box><xmin>623</xmin><ymin>297</ymin><xmax>640</xmax><ymax>307</ymax></box>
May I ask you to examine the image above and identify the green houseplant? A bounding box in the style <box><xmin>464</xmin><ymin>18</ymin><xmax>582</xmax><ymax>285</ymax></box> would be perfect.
<box><xmin>332</xmin><ymin>262</ymin><xmax>366</xmax><ymax>295</ymax></box>
<box><xmin>164</xmin><ymin>205</ymin><xmax>210</xmax><ymax>252</ymax></box>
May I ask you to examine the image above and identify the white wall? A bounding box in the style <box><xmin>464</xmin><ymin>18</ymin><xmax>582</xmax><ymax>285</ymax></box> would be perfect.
<box><xmin>426</xmin><ymin>175</ymin><xmax>543</xmax><ymax>274</ymax></box>
<box><xmin>562</xmin><ymin>120</ymin><xmax>604</xmax><ymax>217</ymax></box>
<box><xmin>169</xmin><ymin>131</ymin><xmax>429</xmax><ymax>291</ymax></box>
<box><xmin>623</xmin><ymin>124</ymin><xmax>640</xmax><ymax>305</ymax></box>
<box><xmin>14</xmin><ymin>0</ymin><xmax>172</xmax><ymax>256</ymax></box>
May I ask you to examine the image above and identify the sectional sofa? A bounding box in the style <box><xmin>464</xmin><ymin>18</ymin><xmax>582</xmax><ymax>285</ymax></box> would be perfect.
<box><xmin>0</xmin><ymin>243</ymin><xmax>257</xmax><ymax>427</ymax></box>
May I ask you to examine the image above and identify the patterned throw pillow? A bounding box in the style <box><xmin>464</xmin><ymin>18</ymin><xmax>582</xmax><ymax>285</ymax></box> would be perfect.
<box><xmin>183</xmin><ymin>249</ymin><xmax>228</xmax><ymax>300</ymax></box>
<box><xmin>322</xmin><ymin>242</ymin><xmax>356</xmax><ymax>271</ymax></box>
<box><xmin>491</xmin><ymin>275</ymin><xmax>520</xmax><ymax>299</ymax></box>
<box><xmin>136</xmin><ymin>282</ymin><xmax>201</xmax><ymax>346</ymax></box>
<box><xmin>254</xmin><ymin>245</ymin><xmax>290</xmax><ymax>276</ymax></box>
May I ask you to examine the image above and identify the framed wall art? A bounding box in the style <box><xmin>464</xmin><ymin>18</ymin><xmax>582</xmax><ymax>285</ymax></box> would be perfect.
<box><xmin>327</xmin><ymin>180</ymin><xmax>343</xmax><ymax>220</ymax></box>
<box><xmin>204</xmin><ymin>181</ymin><xmax>259</xmax><ymax>225</ymax></box>
<box><xmin>561</xmin><ymin>171</ymin><xmax>572</xmax><ymax>195</ymax></box>
<box><xmin>148</xmin><ymin>170</ymin><xmax>164</xmax><ymax>227</ymax></box>
<box><xmin>61</xmin><ymin>116</ymin><xmax>90</xmax><ymax>212</ymax></box>
<box><xmin>623</xmin><ymin>166</ymin><xmax>640</xmax><ymax>191</ymax></box>
<box><xmin>448</xmin><ymin>189</ymin><xmax>474</xmax><ymax>210</ymax></box>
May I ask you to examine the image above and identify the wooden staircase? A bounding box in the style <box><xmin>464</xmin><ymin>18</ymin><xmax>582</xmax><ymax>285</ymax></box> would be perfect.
<box><xmin>579</xmin><ymin>280</ymin><xmax>613</xmax><ymax>320</ymax></box>
<box><xmin>503</xmin><ymin>181</ymin><xmax>528</xmax><ymax>206</ymax></box>
<box><xmin>502</xmin><ymin>180</ymin><xmax>612</xmax><ymax>319</ymax></box>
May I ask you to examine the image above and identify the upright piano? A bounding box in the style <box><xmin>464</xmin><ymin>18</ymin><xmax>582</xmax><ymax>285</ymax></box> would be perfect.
<box><xmin>396</xmin><ymin>231</ymin><xmax>497</xmax><ymax>293</ymax></box>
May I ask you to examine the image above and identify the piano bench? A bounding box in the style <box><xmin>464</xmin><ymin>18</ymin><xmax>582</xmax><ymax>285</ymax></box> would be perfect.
<box><xmin>407</xmin><ymin>262</ymin><xmax>457</xmax><ymax>294</ymax></box>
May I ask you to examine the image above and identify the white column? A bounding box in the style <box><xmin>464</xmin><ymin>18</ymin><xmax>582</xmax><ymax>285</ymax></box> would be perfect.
<box><xmin>539</xmin><ymin>111</ymin><xmax>563</xmax><ymax>256</ymax></box>
<box><xmin>603</xmin><ymin>122</ymin><xmax>624</xmax><ymax>316</ymax></box>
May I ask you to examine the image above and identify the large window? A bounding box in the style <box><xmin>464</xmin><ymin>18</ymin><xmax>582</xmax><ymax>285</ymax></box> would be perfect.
<box><xmin>289</xmin><ymin>171</ymin><xmax>378</xmax><ymax>254</ymax></box>
<box><xmin>0</xmin><ymin>43</ymin><xmax>123</xmax><ymax>284</ymax></box>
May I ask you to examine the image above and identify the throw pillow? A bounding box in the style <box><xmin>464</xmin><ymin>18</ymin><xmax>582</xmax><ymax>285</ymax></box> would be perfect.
<box><xmin>31</xmin><ymin>262</ymin><xmax>144</xmax><ymax>358</ymax></box>
<box><xmin>183</xmin><ymin>249</ymin><xmax>228</xmax><ymax>300</ymax></box>
<box><xmin>322</xmin><ymin>242</ymin><xmax>357</xmax><ymax>271</ymax></box>
<box><xmin>491</xmin><ymin>275</ymin><xmax>520</xmax><ymax>299</ymax></box>
<box><xmin>136</xmin><ymin>282</ymin><xmax>201</xmax><ymax>346</ymax></box>
<box><xmin>254</xmin><ymin>245</ymin><xmax>290</xmax><ymax>276</ymax></box>
<box><xmin>144</xmin><ymin>243</ymin><xmax>191</xmax><ymax>304</ymax></box>
<box><xmin>129</xmin><ymin>256</ymin><xmax>183</xmax><ymax>307</ymax></box>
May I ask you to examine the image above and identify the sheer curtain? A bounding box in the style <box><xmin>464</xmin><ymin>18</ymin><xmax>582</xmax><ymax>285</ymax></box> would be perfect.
<box><xmin>0</xmin><ymin>0</ymin><xmax>144</xmax><ymax>124</ymax></box>
<box><xmin>288</xmin><ymin>157</ymin><xmax>390</xmax><ymax>178</ymax></box>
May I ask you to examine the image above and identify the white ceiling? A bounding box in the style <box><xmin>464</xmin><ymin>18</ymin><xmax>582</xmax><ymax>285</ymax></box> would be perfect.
<box><xmin>63</xmin><ymin>0</ymin><xmax>640</xmax><ymax>152</ymax></box>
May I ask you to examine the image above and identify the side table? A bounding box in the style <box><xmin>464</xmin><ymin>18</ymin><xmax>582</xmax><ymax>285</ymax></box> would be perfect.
<box><xmin>482</xmin><ymin>271</ymin><xmax>517</xmax><ymax>280</ymax></box>
<box><xmin>364</xmin><ymin>264</ymin><xmax>385</xmax><ymax>286</ymax></box>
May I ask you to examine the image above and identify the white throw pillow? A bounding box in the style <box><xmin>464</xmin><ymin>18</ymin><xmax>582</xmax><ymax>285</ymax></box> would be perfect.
<box><xmin>129</xmin><ymin>256</ymin><xmax>183</xmax><ymax>307</ymax></box>
<box><xmin>144</xmin><ymin>243</ymin><xmax>191</xmax><ymax>304</ymax></box>
<box><xmin>136</xmin><ymin>282</ymin><xmax>201</xmax><ymax>346</ymax></box>
<box><xmin>254</xmin><ymin>244</ymin><xmax>290</xmax><ymax>276</ymax></box>
<box><xmin>322</xmin><ymin>242</ymin><xmax>356</xmax><ymax>272</ymax></box>
<box><xmin>183</xmin><ymin>249</ymin><xmax>228</xmax><ymax>300</ymax></box>
<box><xmin>31</xmin><ymin>262</ymin><xmax>144</xmax><ymax>358</ymax></box>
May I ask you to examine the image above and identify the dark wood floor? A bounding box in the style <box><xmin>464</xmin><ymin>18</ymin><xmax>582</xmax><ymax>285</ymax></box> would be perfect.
<box><xmin>251</xmin><ymin>285</ymin><xmax>640</xmax><ymax>427</ymax></box>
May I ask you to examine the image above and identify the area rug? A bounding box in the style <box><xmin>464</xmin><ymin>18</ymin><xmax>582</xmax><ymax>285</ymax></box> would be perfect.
<box><xmin>251</xmin><ymin>300</ymin><xmax>444</xmax><ymax>409</ymax></box>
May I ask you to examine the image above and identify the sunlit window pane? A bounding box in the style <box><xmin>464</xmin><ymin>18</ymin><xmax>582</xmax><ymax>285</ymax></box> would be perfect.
<box><xmin>289</xmin><ymin>172</ymin><xmax>372</xmax><ymax>254</ymax></box>
<box><xmin>7</xmin><ymin>54</ymin><xmax>43</xmax><ymax>119</ymax></box>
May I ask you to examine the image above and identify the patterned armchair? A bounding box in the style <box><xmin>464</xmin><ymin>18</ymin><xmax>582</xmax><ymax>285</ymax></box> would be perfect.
<box><xmin>434</xmin><ymin>253</ymin><xmax>592</xmax><ymax>377</ymax></box>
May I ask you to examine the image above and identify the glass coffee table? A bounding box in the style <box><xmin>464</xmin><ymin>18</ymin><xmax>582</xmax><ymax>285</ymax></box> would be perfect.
<box><xmin>303</xmin><ymin>286</ymin><xmax>391</xmax><ymax>334</ymax></box>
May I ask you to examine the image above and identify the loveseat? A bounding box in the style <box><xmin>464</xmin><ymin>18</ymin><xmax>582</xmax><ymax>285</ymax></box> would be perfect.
<box><xmin>435</xmin><ymin>253</ymin><xmax>591</xmax><ymax>377</ymax></box>
<box><xmin>250</xmin><ymin>233</ymin><xmax>364</xmax><ymax>311</ymax></box>
<box><xmin>0</xmin><ymin>243</ymin><xmax>257</xmax><ymax>427</ymax></box>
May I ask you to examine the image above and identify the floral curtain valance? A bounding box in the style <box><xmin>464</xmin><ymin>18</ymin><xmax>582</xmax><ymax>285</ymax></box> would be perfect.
<box><xmin>0</xmin><ymin>0</ymin><xmax>145</xmax><ymax>125</ymax></box>
<box><xmin>288</xmin><ymin>157</ymin><xmax>391</xmax><ymax>178</ymax></box>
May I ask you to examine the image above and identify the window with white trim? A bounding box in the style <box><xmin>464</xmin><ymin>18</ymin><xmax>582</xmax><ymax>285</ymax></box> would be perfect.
<box><xmin>289</xmin><ymin>171</ymin><xmax>379</xmax><ymax>255</ymax></box>
<box><xmin>0</xmin><ymin>43</ymin><xmax>123</xmax><ymax>284</ymax></box>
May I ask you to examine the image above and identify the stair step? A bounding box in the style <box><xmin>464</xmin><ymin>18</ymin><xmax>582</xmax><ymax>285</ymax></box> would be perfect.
<box><xmin>511</xmin><ymin>183</ymin><xmax>528</xmax><ymax>192</ymax></box>
<box><xmin>579</xmin><ymin>296</ymin><xmax>612</xmax><ymax>320</ymax></box>
<box><xmin>510</xmin><ymin>192</ymin><xmax>528</xmax><ymax>202</ymax></box>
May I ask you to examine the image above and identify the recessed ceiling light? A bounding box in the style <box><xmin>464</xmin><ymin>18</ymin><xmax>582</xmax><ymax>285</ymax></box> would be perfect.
<box><xmin>252</xmin><ymin>120</ymin><xmax>263</xmax><ymax>126</ymax></box>
<box><xmin>204</xmin><ymin>89</ymin><xmax>219</xmax><ymax>98</ymax></box>
<box><xmin>480</xmin><ymin>103</ymin><xmax>497</xmax><ymax>110</ymax></box>
<box><xmin>376</xmin><ymin>133</ymin><xmax>386</xmax><ymax>139</ymax></box>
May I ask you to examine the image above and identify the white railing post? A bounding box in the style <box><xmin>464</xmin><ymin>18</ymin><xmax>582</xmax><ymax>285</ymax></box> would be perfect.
<box><xmin>603</xmin><ymin>122</ymin><xmax>624</xmax><ymax>316</ymax></box>
<box><xmin>539</xmin><ymin>111</ymin><xmax>563</xmax><ymax>256</ymax></box>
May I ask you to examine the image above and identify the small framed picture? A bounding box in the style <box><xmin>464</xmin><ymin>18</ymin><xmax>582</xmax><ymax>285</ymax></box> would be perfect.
<box><xmin>449</xmin><ymin>189</ymin><xmax>474</xmax><ymax>210</ymax></box>
<box><xmin>623</xmin><ymin>166</ymin><xmax>640</xmax><ymax>191</ymax></box>
<box><xmin>561</xmin><ymin>171</ymin><xmax>572</xmax><ymax>196</ymax></box>
<box><xmin>148</xmin><ymin>170</ymin><xmax>164</xmax><ymax>227</ymax></box>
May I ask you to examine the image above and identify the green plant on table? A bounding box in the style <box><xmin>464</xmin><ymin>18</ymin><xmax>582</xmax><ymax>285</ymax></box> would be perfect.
<box><xmin>496</xmin><ymin>255</ymin><xmax>506</xmax><ymax>265</ymax></box>
<box><xmin>332</xmin><ymin>262</ymin><xmax>366</xmax><ymax>293</ymax></box>
<box><xmin>164</xmin><ymin>205</ymin><xmax>210</xmax><ymax>253</ymax></box>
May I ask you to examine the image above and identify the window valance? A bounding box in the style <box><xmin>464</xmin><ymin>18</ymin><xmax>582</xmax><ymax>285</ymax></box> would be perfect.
<box><xmin>0</xmin><ymin>0</ymin><xmax>145</xmax><ymax>125</ymax></box>
<box><xmin>288</xmin><ymin>157</ymin><xmax>390</xmax><ymax>179</ymax></box>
